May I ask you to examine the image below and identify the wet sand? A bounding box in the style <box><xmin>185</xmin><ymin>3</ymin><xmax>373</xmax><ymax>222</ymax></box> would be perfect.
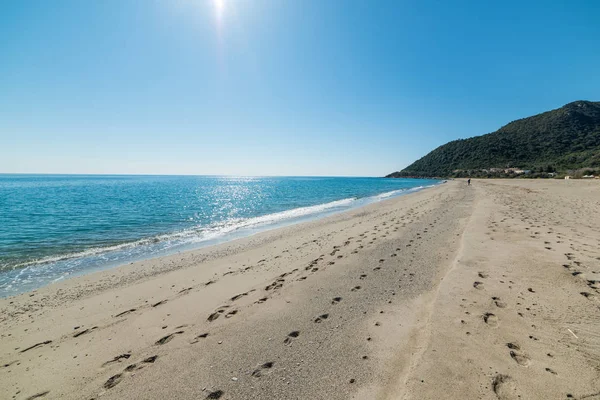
<box><xmin>1</xmin><ymin>179</ymin><xmax>599</xmax><ymax>400</ymax></box>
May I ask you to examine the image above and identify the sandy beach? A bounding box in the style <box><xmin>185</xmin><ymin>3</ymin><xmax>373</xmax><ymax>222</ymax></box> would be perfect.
<box><xmin>1</xmin><ymin>179</ymin><xmax>599</xmax><ymax>400</ymax></box>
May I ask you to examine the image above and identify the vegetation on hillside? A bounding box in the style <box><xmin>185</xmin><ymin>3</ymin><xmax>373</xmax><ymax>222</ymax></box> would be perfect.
<box><xmin>387</xmin><ymin>101</ymin><xmax>600</xmax><ymax>178</ymax></box>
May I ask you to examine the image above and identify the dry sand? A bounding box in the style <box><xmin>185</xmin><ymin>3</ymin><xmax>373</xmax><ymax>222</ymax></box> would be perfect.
<box><xmin>1</xmin><ymin>179</ymin><xmax>599</xmax><ymax>400</ymax></box>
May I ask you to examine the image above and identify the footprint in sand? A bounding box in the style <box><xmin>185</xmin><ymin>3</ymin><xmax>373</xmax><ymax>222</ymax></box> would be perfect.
<box><xmin>207</xmin><ymin>312</ymin><xmax>221</xmax><ymax>322</ymax></box>
<box><xmin>581</xmin><ymin>292</ymin><xmax>597</xmax><ymax>301</ymax></box>
<box><xmin>251</xmin><ymin>361</ymin><xmax>275</xmax><ymax>377</ymax></box>
<box><xmin>265</xmin><ymin>278</ymin><xmax>285</xmax><ymax>291</ymax></box>
<box><xmin>155</xmin><ymin>331</ymin><xmax>184</xmax><ymax>345</ymax></box>
<box><xmin>207</xmin><ymin>306</ymin><xmax>231</xmax><ymax>322</ymax></box>
<box><xmin>506</xmin><ymin>341</ymin><xmax>523</xmax><ymax>350</ymax></box>
<box><xmin>332</xmin><ymin>297</ymin><xmax>342</xmax><ymax>304</ymax></box>
<box><xmin>473</xmin><ymin>282</ymin><xmax>484</xmax><ymax>290</ymax></box>
<box><xmin>492</xmin><ymin>374</ymin><xmax>519</xmax><ymax>399</ymax></box>
<box><xmin>230</xmin><ymin>292</ymin><xmax>251</xmax><ymax>302</ymax></box>
<box><xmin>114</xmin><ymin>308</ymin><xmax>137</xmax><ymax>318</ymax></box>
<box><xmin>478</xmin><ymin>272</ymin><xmax>489</xmax><ymax>279</ymax></box>
<box><xmin>351</xmin><ymin>286</ymin><xmax>362</xmax><ymax>291</ymax></box>
<box><xmin>206</xmin><ymin>390</ymin><xmax>224</xmax><ymax>399</ymax></box>
<box><xmin>102</xmin><ymin>353</ymin><xmax>131</xmax><ymax>367</ymax></box>
<box><xmin>142</xmin><ymin>355</ymin><xmax>158</xmax><ymax>364</ymax></box>
<box><xmin>104</xmin><ymin>374</ymin><xmax>123</xmax><ymax>389</ymax></box>
<box><xmin>314</xmin><ymin>314</ymin><xmax>329</xmax><ymax>323</ymax></box>
<box><xmin>509</xmin><ymin>350</ymin><xmax>530</xmax><ymax>366</ymax></box>
<box><xmin>24</xmin><ymin>391</ymin><xmax>50</xmax><ymax>399</ymax></box>
<box><xmin>73</xmin><ymin>326</ymin><xmax>97</xmax><ymax>338</ymax></box>
<box><xmin>256</xmin><ymin>296</ymin><xmax>269</xmax><ymax>303</ymax></box>
<box><xmin>191</xmin><ymin>333</ymin><xmax>209</xmax><ymax>344</ymax></box>
<box><xmin>124</xmin><ymin>363</ymin><xmax>139</xmax><ymax>372</ymax></box>
<box><xmin>284</xmin><ymin>331</ymin><xmax>300</xmax><ymax>345</ymax></box>
<box><xmin>20</xmin><ymin>340</ymin><xmax>52</xmax><ymax>354</ymax></box>
<box><xmin>483</xmin><ymin>313</ymin><xmax>499</xmax><ymax>327</ymax></box>
<box><xmin>492</xmin><ymin>296</ymin><xmax>507</xmax><ymax>308</ymax></box>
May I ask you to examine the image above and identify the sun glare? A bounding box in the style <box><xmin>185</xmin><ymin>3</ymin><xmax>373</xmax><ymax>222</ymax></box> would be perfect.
<box><xmin>213</xmin><ymin>0</ymin><xmax>225</xmax><ymax>22</ymax></box>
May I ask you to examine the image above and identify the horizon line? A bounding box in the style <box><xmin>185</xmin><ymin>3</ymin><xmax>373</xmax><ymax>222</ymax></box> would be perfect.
<box><xmin>0</xmin><ymin>172</ymin><xmax>406</xmax><ymax>179</ymax></box>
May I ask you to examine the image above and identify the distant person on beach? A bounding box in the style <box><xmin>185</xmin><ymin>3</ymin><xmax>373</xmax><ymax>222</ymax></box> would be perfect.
<box><xmin>467</xmin><ymin>178</ymin><xmax>471</xmax><ymax>186</ymax></box>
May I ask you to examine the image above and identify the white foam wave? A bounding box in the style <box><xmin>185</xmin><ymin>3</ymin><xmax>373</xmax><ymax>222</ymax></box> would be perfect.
<box><xmin>220</xmin><ymin>197</ymin><xmax>356</xmax><ymax>231</ymax></box>
<box><xmin>10</xmin><ymin>197</ymin><xmax>358</xmax><ymax>270</ymax></box>
<box><xmin>374</xmin><ymin>188</ymin><xmax>408</xmax><ymax>199</ymax></box>
<box><xmin>8</xmin><ymin>183</ymin><xmax>440</xmax><ymax>273</ymax></box>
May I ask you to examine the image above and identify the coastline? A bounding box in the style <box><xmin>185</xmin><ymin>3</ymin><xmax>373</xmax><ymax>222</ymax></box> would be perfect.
<box><xmin>1</xmin><ymin>179</ymin><xmax>599</xmax><ymax>400</ymax></box>
<box><xmin>0</xmin><ymin>182</ymin><xmax>443</xmax><ymax>308</ymax></box>
<box><xmin>0</xmin><ymin>178</ymin><xmax>440</xmax><ymax>298</ymax></box>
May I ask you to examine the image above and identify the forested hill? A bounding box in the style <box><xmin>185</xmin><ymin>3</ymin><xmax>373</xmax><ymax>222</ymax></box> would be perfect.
<box><xmin>387</xmin><ymin>101</ymin><xmax>600</xmax><ymax>178</ymax></box>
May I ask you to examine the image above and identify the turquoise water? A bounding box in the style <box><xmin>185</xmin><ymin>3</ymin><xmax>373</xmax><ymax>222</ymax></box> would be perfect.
<box><xmin>0</xmin><ymin>175</ymin><xmax>439</xmax><ymax>297</ymax></box>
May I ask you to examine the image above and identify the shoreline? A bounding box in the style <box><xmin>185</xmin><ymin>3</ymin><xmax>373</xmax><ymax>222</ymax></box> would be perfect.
<box><xmin>2</xmin><ymin>179</ymin><xmax>599</xmax><ymax>400</ymax></box>
<box><xmin>0</xmin><ymin>182</ymin><xmax>443</xmax><ymax>308</ymax></box>
<box><xmin>0</xmin><ymin>181</ymin><xmax>440</xmax><ymax>299</ymax></box>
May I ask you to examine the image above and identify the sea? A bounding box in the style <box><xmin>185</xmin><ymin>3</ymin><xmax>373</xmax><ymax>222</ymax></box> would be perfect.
<box><xmin>0</xmin><ymin>175</ymin><xmax>440</xmax><ymax>297</ymax></box>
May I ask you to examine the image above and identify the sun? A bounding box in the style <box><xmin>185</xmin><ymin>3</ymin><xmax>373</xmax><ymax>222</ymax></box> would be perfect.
<box><xmin>213</xmin><ymin>0</ymin><xmax>225</xmax><ymax>20</ymax></box>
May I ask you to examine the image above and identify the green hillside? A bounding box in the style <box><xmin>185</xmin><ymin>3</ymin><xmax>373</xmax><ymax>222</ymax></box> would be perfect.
<box><xmin>387</xmin><ymin>101</ymin><xmax>600</xmax><ymax>178</ymax></box>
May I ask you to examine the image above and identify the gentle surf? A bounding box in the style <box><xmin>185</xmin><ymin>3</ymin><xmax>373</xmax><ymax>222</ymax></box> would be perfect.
<box><xmin>0</xmin><ymin>175</ymin><xmax>438</xmax><ymax>296</ymax></box>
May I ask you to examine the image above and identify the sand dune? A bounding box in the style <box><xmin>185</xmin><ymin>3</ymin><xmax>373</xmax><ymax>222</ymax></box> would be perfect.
<box><xmin>1</xmin><ymin>180</ymin><xmax>599</xmax><ymax>399</ymax></box>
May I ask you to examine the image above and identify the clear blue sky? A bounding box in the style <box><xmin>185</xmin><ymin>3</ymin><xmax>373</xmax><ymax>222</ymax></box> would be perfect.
<box><xmin>1</xmin><ymin>0</ymin><xmax>599</xmax><ymax>176</ymax></box>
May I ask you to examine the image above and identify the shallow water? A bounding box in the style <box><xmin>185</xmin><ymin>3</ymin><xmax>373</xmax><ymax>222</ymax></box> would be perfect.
<box><xmin>0</xmin><ymin>174</ymin><xmax>439</xmax><ymax>296</ymax></box>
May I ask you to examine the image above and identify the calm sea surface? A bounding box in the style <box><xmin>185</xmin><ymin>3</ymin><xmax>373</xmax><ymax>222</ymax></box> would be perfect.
<box><xmin>0</xmin><ymin>175</ymin><xmax>439</xmax><ymax>297</ymax></box>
